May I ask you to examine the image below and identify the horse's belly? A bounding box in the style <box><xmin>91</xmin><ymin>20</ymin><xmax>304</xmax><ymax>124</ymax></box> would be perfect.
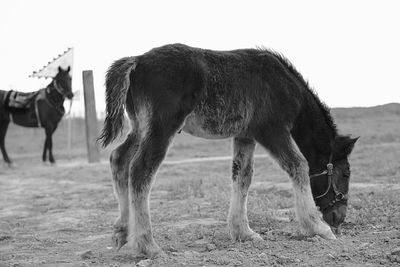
<box><xmin>11</xmin><ymin>112</ymin><xmax>38</xmax><ymax>128</ymax></box>
<box><xmin>181</xmin><ymin>111</ymin><xmax>247</xmax><ymax>140</ymax></box>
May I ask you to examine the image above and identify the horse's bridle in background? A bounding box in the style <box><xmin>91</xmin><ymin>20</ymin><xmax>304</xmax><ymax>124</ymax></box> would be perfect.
<box><xmin>52</xmin><ymin>80</ymin><xmax>66</xmax><ymax>97</ymax></box>
<box><xmin>310</xmin><ymin>156</ymin><xmax>348</xmax><ymax>212</ymax></box>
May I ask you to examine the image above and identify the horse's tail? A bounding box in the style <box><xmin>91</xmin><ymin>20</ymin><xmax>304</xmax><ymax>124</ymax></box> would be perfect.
<box><xmin>98</xmin><ymin>57</ymin><xmax>138</xmax><ymax>147</ymax></box>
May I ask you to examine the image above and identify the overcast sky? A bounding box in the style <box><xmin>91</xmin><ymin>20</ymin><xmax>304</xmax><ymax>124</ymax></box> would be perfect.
<box><xmin>0</xmin><ymin>0</ymin><xmax>399</xmax><ymax>115</ymax></box>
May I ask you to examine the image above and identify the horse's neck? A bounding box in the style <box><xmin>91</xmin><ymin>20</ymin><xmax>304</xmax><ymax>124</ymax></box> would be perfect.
<box><xmin>46</xmin><ymin>83</ymin><xmax>64</xmax><ymax>105</ymax></box>
<box><xmin>291</xmin><ymin>100</ymin><xmax>335</xmax><ymax>173</ymax></box>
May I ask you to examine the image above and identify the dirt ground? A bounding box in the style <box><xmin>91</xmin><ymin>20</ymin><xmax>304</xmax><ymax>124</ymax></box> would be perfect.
<box><xmin>1</xmin><ymin>104</ymin><xmax>400</xmax><ymax>266</ymax></box>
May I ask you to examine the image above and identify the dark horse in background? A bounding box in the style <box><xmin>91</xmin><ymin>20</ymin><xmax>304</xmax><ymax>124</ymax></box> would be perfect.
<box><xmin>0</xmin><ymin>66</ymin><xmax>73</xmax><ymax>166</ymax></box>
<box><xmin>99</xmin><ymin>44</ymin><xmax>358</xmax><ymax>258</ymax></box>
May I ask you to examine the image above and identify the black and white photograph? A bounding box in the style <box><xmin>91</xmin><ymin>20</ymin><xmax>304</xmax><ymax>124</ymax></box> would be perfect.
<box><xmin>0</xmin><ymin>0</ymin><xmax>399</xmax><ymax>266</ymax></box>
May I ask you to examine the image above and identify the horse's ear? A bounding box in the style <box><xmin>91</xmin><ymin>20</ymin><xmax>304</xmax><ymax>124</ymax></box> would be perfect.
<box><xmin>333</xmin><ymin>135</ymin><xmax>359</xmax><ymax>159</ymax></box>
<box><xmin>344</xmin><ymin>136</ymin><xmax>359</xmax><ymax>155</ymax></box>
<box><xmin>58</xmin><ymin>66</ymin><xmax>62</xmax><ymax>73</ymax></box>
<box><xmin>67</xmin><ymin>66</ymin><xmax>71</xmax><ymax>72</ymax></box>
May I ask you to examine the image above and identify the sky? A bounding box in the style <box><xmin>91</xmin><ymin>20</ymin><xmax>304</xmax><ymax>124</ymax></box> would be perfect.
<box><xmin>0</xmin><ymin>0</ymin><xmax>399</xmax><ymax>116</ymax></box>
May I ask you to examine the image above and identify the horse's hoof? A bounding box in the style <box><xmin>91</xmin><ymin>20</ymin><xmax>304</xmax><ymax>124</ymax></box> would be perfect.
<box><xmin>147</xmin><ymin>247</ymin><xmax>165</xmax><ymax>259</ymax></box>
<box><xmin>7</xmin><ymin>162</ymin><xmax>16</xmax><ymax>168</ymax></box>
<box><xmin>230</xmin><ymin>228</ymin><xmax>263</xmax><ymax>243</ymax></box>
<box><xmin>132</xmin><ymin>242</ymin><xmax>164</xmax><ymax>259</ymax></box>
<box><xmin>314</xmin><ymin>223</ymin><xmax>336</xmax><ymax>240</ymax></box>
<box><xmin>112</xmin><ymin>227</ymin><xmax>128</xmax><ymax>250</ymax></box>
<box><xmin>129</xmin><ymin>233</ymin><xmax>164</xmax><ymax>259</ymax></box>
<box><xmin>319</xmin><ymin>229</ymin><xmax>336</xmax><ymax>240</ymax></box>
<box><xmin>251</xmin><ymin>235</ymin><xmax>267</xmax><ymax>249</ymax></box>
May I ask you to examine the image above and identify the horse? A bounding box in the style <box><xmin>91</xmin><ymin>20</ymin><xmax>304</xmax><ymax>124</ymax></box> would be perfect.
<box><xmin>0</xmin><ymin>66</ymin><xmax>73</xmax><ymax>166</ymax></box>
<box><xmin>98</xmin><ymin>44</ymin><xmax>358</xmax><ymax>258</ymax></box>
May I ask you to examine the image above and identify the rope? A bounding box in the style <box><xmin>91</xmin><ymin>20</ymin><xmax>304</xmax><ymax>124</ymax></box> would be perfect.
<box><xmin>66</xmin><ymin>98</ymin><xmax>73</xmax><ymax>116</ymax></box>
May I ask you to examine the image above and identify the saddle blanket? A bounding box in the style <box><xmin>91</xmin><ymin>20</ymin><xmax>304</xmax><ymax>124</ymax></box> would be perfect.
<box><xmin>5</xmin><ymin>90</ymin><xmax>39</xmax><ymax>109</ymax></box>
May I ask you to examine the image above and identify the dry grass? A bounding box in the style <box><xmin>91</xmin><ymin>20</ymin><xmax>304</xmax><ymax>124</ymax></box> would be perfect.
<box><xmin>1</xmin><ymin>103</ymin><xmax>400</xmax><ymax>266</ymax></box>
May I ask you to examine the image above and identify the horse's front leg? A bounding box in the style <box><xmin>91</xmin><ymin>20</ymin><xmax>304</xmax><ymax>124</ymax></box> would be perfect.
<box><xmin>42</xmin><ymin>133</ymin><xmax>48</xmax><ymax>163</ymax></box>
<box><xmin>228</xmin><ymin>137</ymin><xmax>263</xmax><ymax>242</ymax></box>
<box><xmin>255</xmin><ymin>130</ymin><xmax>335</xmax><ymax>240</ymax></box>
<box><xmin>42</xmin><ymin>126</ymin><xmax>57</xmax><ymax>164</ymax></box>
<box><xmin>47</xmin><ymin>126</ymin><xmax>57</xmax><ymax>164</ymax></box>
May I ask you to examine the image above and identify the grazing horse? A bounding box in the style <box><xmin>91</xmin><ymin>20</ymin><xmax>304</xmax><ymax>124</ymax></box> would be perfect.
<box><xmin>0</xmin><ymin>66</ymin><xmax>73</xmax><ymax>165</ymax></box>
<box><xmin>99</xmin><ymin>44</ymin><xmax>358</xmax><ymax>258</ymax></box>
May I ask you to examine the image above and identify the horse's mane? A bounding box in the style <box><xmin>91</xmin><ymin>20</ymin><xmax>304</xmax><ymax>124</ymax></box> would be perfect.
<box><xmin>259</xmin><ymin>48</ymin><xmax>338</xmax><ymax>137</ymax></box>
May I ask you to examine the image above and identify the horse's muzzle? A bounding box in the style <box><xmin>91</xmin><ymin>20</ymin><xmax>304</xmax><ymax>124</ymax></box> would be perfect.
<box><xmin>66</xmin><ymin>93</ymin><xmax>74</xmax><ymax>99</ymax></box>
<box><xmin>323</xmin><ymin>204</ymin><xmax>347</xmax><ymax>227</ymax></box>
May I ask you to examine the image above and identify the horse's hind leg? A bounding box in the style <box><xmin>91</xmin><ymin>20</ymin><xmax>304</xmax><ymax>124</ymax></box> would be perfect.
<box><xmin>0</xmin><ymin>119</ymin><xmax>12</xmax><ymax>165</ymax></box>
<box><xmin>109</xmin><ymin>131</ymin><xmax>139</xmax><ymax>250</ymax></box>
<box><xmin>255</xmin><ymin>129</ymin><xmax>335</xmax><ymax>239</ymax></box>
<box><xmin>42</xmin><ymin>125</ymin><xmax>57</xmax><ymax>164</ymax></box>
<box><xmin>228</xmin><ymin>137</ymin><xmax>262</xmax><ymax>242</ymax></box>
<box><xmin>127</xmin><ymin>106</ymin><xmax>184</xmax><ymax>258</ymax></box>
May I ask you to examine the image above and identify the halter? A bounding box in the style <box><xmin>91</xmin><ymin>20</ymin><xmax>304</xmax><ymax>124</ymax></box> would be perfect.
<box><xmin>309</xmin><ymin>155</ymin><xmax>347</xmax><ymax>211</ymax></box>
<box><xmin>52</xmin><ymin>80</ymin><xmax>65</xmax><ymax>96</ymax></box>
<box><xmin>44</xmin><ymin>80</ymin><xmax>67</xmax><ymax>116</ymax></box>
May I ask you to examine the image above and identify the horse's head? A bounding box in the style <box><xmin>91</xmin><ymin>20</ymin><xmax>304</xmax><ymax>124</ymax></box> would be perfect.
<box><xmin>311</xmin><ymin>135</ymin><xmax>358</xmax><ymax>229</ymax></box>
<box><xmin>54</xmin><ymin>66</ymin><xmax>73</xmax><ymax>99</ymax></box>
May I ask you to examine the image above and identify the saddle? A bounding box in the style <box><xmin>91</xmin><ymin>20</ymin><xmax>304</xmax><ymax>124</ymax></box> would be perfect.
<box><xmin>5</xmin><ymin>90</ymin><xmax>40</xmax><ymax>109</ymax></box>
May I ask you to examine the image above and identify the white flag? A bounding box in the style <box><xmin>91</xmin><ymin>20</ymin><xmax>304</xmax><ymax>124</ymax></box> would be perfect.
<box><xmin>30</xmin><ymin>47</ymin><xmax>74</xmax><ymax>78</ymax></box>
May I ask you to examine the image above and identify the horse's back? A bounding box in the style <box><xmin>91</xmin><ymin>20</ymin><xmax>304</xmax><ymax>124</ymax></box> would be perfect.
<box><xmin>130</xmin><ymin>44</ymin><xmax>304</xmax><ymax>138</ymax></box>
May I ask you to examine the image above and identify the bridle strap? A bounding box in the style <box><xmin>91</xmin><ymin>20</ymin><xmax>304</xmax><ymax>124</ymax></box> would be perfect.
<box><xmin>310</xmin><ymin>170</ymin><xmax>328</xmax><ymax>178</ymax></box>
<box><xmin>52</xmin><ymin>80</ymin><xmax>65</xmax><ymax>96</ymax></box>
<box><xmin>310</xmin><ymin>154</ymin><xmax>333</xmax><ymax>180</ymax></box>
<box><xmin>44</xmin><ymin>83</ymin><xmax>66</xmax><ymax>115</ymax></box>
<box><xmin>310</xmin><ymin>163</ymin><xmax>333</xmax><ymax>199</ymax></box>
<box><xmin>310</xmin><ymin>156</ymin><xmax>348</xmax><ymax>210</ymax></box>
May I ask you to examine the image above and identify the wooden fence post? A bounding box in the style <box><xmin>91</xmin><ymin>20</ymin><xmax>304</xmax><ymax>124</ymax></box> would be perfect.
<box><xmin>82</xmin><ymin>70</ymin><xmax>100</xmax><ymax>163</ymax></box>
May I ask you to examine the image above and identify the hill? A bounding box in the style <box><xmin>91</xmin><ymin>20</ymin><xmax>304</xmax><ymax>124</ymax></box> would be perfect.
<box><xmin>332</xmin><ymin>103</ymin><xmax>400</xmax><ymax>119</ymax></box>
<box><xmin>2</xmin><ymin>103</ymin><xmax>399</xmax><ymax>164</ymax></box>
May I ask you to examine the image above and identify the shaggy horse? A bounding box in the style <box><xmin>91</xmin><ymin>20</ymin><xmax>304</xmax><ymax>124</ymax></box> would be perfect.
<box><xmin>99</xmin><ymin>44</ymin><xmax>358</xmax><ymax>258</ymax></box>
<box><xmin>0</xmin><ymin>66</ymin><xmax>73</xmax><ymax>165</ymax></box>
